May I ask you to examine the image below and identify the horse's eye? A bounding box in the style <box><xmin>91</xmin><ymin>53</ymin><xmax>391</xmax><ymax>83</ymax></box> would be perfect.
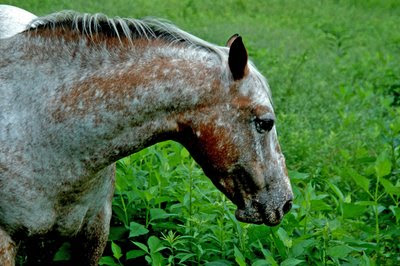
<box><xmin>254</xmin><ymin>118</ymin><xmax>274</xmax><ymax>133</ymax></box>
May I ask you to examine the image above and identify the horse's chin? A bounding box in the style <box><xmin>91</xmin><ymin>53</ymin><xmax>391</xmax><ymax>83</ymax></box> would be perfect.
<box><xmin>235</xmin><ymin>207</ymin><xmax>282</xmax><ymax>227</ymax></box>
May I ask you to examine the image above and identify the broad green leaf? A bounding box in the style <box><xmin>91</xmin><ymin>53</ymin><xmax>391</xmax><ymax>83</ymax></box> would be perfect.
<box><xmin>343</xmin><ymin>239</ymin><xmax>376</xmax><ymax>249</ymax></box>
<box><xmin>311</xmin><ymin>199</ymin><xmax>332</xmax><ymax>211</ymax></box>
<box><xmin>339</xmin><ymin>149</ymin><xmax>351</xmax><ymax>161</ymax></box>
<box><xmin>258</xmin><ymin>244</ymin><xmax>278</xmax><ymax>266</ymax></box>
<box><xmin>148</xmin><ymin>236</ymin><xmax>164</xmax><ymax>253</ymax></box>
<box><xmin>247</xmin><ymin>225</ymin><xmax>270</xmax><ymax>243</ymax></box>
<box><xmin>270</xmin><ymin>229</ymin><xmax>287</xmax><ymax>257</ymax></box>
<box><xmin>155</xmin><ymin>246</ymin><xmax>168</xmax><ymax>253</ymax></box>
<box><xmin>281</xmin><ymin>258</ymin><xmax>305</xmax><ymax>266</ymax></box>
<box><xmin>178</xmin><ymin>253</ymin><xmax>196</xmax><ymax>264</ymax></box>
<box><xmin>355</xmin><ymin>201</ymin><xmax>377</xmax><ymax>206</ymax></box>
<box><xmin>390</xmin><ymin>117</ymin><xmax>400</xmax><ymax>133</ymax></box>
<box><xmin>149</xmin><ymin>186</ymin><xmax>158</xmax><ymax>195</ymax></box>
<box><xmin>362</xmin><ymin>251</ymin><xmax>371</xmax><ymax>266</ymax></box>
<box><xmin>144</xmin><ymin>191</ymin><xmax>154</xmax><ymax>202</ymax></box>
<box><xmin>346</xmin><ymin>168</ymin><xmax>370</xmax><ymax>193</ymax></box>
<box><xmin>129</xmin><ymin>221</ymin><xmax>149</xmax><ymax>238</ymax></box>
<box><xmin>234</xmin><ymin>246</ymin><xmax>246</xmax><ymax>266</ymax></box>
<box><xmin>145</xmin><ymin>255</ymin><xmax>152</xmax><ymax>264</ymax></box>
<box><xmin>375</xmin><ymin>158</ymin><xmax>392</xmax><ymax>178</ymax></box>
<box><xmin>99</xmin><ymin>256</ymin><xmax>119</xmax><ymax>266</ymax></box>
<box><xmin>290</xmin><ymin>239</ymin><xmax>315</xmax><ymax>258</ymax></box>
<box><xmin>380</xmin><ymin>178</ymin><xmax>400</xmax><ymax>195</ymax></box>
<box><xmin>154</xmin><ymin>196</ymin><xmax>171</xmax><ymax>205</ymax></box>
<box><xmin>327</xmin><ymin>245</ymin><xmax>353</xmax><ymax>258</ymax></box>
<box><xmin>205</xmin><ymin>260</ymin><xmax>232</xmax><ymax>266</ymax></box>
<box><xmin>288</xmin><ymin>171</ymin><xmax>309</xmax><ymax>181</ymax></box>
<box><xmin>343</xmin><ymin>203</ymin><xmax>367</xmax><ymax>218</ymax></box>
<box><xmin>126</xmin><ymin>249</ymin><xmax>146</xmax><ymax>260</ymax></box>
<box><xmin>252</xmin><ymin>260</ymin><xmax>269</xmax><ymax>266</ymax></box>
<box><xmin>264</xmin><ymin>255</ymin><xmax>278</xmax><ymax>266</ymax></box>
<box><xmin>111</xmin><ymin>241</ymin><xmax>122</xmax><ymax>260</ymax></box>
<box><xmin>150</xmin><ymin>208</ymin><xmax>173</xmax><ymax>221</ymax></box>
<box><xmin>132</xmin><ymin>241</ymin><xmax>149</xmax><ymax>253</ymax></box>
<box><xmin>277</xmin><ymin>227</ymin><xmax>292</xmax><ymax>248</ymax></box>
<box><xmin>310</xmin><ymin>200</ymin><xmax>332</xmax><ymax>211</ymax></box>
<box><xmin>150</xmin><ymin>251</ymin><xmax>165</xmax><ymax>266</ymax></box>
<box><xmin>389</xmin><ymin>206</ymin><xmax>400</xmax><ymax>222</ymax></box>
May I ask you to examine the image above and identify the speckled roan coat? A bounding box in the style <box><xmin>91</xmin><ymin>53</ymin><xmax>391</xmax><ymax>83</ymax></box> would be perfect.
<box><xmin>0</xmin><ymin>8</ymin><xmax>293</xmax><ymax>265</ymax></box>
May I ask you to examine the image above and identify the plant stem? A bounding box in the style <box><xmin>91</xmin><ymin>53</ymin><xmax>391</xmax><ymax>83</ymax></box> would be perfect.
<box><xmin>188</xmin><ymin>162</ymin><xmax>193</xmax><ymax>254</ymax></box>
<box><xmin>374</xmin><ymin>173</ymin><xmax>380</xmax><ymax>261</ymax></box>
<box><xmin>145</xmin><ymin>204</ymin><xmax>150</xmax><ymax>228</ymax></box>
<box><xmin>119</xmin><ymin>189</ymin><xmax>129</xmax><ymax>227</ymax></box>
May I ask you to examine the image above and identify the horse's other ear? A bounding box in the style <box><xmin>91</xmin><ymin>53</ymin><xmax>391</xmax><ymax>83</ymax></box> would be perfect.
<box><xmin>227</xmin><ymin>34</ymin><xmax>248</xmax><ymax>81</ymax></box>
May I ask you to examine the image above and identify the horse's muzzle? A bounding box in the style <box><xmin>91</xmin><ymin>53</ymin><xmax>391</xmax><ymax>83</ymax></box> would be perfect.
<box><xmin>235</xmin><ymin>198</ymin><xmax>293</xmax><ymax>226</ymax></box>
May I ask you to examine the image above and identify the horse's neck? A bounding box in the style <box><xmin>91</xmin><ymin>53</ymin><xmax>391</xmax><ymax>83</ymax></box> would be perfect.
<box><xmin>10</xmin><ymin>34</ymin><xmax>226</xmax><ymax>171</ymax></box>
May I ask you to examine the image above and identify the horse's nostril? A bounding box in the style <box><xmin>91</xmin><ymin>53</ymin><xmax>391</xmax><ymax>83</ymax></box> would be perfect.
<box><xmin>282</xmin><ymin>200</ymin><xmax>293</xmax><ymax>214</ymax></box>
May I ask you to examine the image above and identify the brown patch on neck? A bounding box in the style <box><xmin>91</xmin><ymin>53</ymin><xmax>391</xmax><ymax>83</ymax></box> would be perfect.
<box><xmin>51</xmin><ymin>56</ymin><xmax>222</xmax><ymax>123</ymax></box>
<box><xmin>175</xmin><ymin>119</ymin><xmax>240</xmax><ymax>196</ymax></box>
<box><xmin>197</xmin><ymin>122</ymin><xmax>239</xmax><ymax>169</ymax></box>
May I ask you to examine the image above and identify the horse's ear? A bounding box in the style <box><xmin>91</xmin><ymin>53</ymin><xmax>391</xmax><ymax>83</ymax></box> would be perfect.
<box><xmin>227</xmin><ymin>34</ymin><xmax>248</xmax><ymax>81</ymax></box>
<box><xmin>226</xmin><ymin>34</ymin><xmax>240</xmax><ymax>47</ymax></box>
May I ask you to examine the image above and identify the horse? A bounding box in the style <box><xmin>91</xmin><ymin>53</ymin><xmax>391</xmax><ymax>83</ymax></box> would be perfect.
<box><xmin>0</xmin><ymin>8</ymin><xmax>293</xmax><ymax>265</ymax></box>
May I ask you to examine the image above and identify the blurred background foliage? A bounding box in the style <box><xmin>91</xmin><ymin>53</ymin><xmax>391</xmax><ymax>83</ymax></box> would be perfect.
<box><xmin>6</xmin><ymin>0</ymin><xmax>400</xmax><ymax>265</ymax></box>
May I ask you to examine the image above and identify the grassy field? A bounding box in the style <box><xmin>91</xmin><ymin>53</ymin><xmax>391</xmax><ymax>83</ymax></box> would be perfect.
<box><xmin>5</xmin><ymin>0</ymin><xmax>400</xmax><ymax>265</ymax></box>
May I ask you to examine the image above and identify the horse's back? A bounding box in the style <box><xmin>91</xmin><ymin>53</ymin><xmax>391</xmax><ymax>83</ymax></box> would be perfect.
<box><xmin>0</xmin><ymin>5</ymin><xmax>36</xmax><ymax>39</ymax></box>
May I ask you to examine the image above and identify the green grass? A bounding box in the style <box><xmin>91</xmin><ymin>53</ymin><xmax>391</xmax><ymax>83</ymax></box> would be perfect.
<box><xmin>6</xmin><ymin>0</ymin><xmax>400</xmax><ymax>265</ymax></box>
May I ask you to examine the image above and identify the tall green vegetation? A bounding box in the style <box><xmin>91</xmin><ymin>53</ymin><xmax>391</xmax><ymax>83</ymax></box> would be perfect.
<box><xmin>9</xmin><ymin>0</ymin><xmax>400</xmax><ymax>264</ymax></box>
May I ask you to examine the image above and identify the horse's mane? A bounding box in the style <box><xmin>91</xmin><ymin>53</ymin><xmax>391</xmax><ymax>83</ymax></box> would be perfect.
<box><xmin>26</xmin><ymin>11</ymin><xmax>271</xmax><ymax>99</ymax></box>
<box><xmin>27</xmin><ymin>11</ymin><xmax>226</xmax><ymax>57</ymax></box>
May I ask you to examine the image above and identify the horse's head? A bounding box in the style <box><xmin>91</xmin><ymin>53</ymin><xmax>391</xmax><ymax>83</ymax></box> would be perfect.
<box><xmin>175</xmin><ymin>35</ymin><xmax>292</xmax><ymax>226</ymax></box>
